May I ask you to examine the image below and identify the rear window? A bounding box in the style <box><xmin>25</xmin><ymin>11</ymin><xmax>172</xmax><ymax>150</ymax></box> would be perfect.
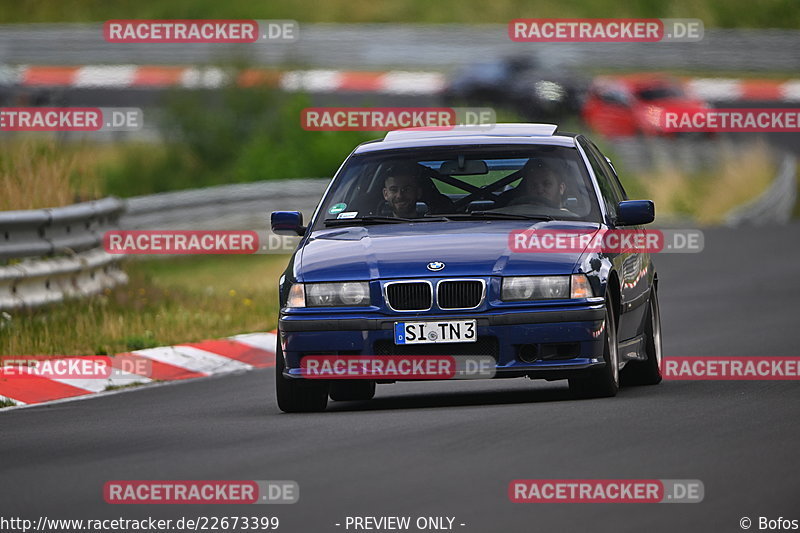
<box><xmin>636</xmin><ymin>85</ymin><xmax>685</xmax><ymax>101</ymax></box>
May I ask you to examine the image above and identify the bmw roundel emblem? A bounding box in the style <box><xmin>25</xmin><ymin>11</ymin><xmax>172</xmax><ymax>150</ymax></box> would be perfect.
<box><xmin>427</xmin><ymin>261</ymin><xmax>445</xmax><ymax>272</ymax></box>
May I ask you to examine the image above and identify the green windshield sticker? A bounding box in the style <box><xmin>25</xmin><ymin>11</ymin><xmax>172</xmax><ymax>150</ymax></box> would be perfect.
<box><xmin>329</xmin><ymin>203</ymin><xmax>347</xmax><ymax>214</ymax></box>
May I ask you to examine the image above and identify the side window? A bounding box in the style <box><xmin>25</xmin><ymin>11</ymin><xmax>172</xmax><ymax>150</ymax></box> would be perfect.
<box><xmin>580</xmin><ymin>139</ymin><xmax>620</xmax><ymax>221</ymax></box>
<box><xmin>592</xmin><ymin>83</ymin><xmax>631</xmax><ymax>106</ymax></box>
<box><xmin>589</xmin><ymin>141</ymin><xmax>628</xmax><ymax>201</ymax></box>
<box><xmin>608</xmin><ymin>166</ymin><xmax>629</xmax><ymax>201</ymax></box>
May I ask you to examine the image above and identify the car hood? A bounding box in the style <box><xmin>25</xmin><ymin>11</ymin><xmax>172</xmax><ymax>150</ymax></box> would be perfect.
<box><xmin>297</xmin><ymin>220</ymin><xmax>600</xmax><ymax>281</ymax></box>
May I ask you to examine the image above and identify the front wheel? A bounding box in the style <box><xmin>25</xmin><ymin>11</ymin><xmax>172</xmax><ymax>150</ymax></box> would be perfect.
<box><xmin>621</xmin><ymin>288</ymin><xmax>663</xmax><ymax>386</ymax></box>
<box><xmin>569</xmin><ymin>296</ymin><xmax>620</xmax><ymax>398</ymax></box>
<box><xmin>275</xmin><ymin>342</ymin><xmax>329</xmax><ymax>413</ymax></box>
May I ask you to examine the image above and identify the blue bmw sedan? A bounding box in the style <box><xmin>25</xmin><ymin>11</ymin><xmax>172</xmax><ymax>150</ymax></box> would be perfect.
<box><xmin>272</xmin><ymin>124</ymin><xmax>662</xmax><ymax>412</ymax></box>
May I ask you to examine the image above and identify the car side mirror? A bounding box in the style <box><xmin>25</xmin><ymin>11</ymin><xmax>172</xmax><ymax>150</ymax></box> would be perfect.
<box><xmin>271</xmin><ymin>211</ymin><xmax>306</xmax><ymax>236</ymax></box>
<box><xmin>616</xmin><ymin>200</ymin><xmax>654</xmax><ymax>226</ymax></box>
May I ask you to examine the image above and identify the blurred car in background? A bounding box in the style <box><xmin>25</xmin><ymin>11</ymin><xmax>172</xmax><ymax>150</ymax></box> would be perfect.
<box><xmin>442</xmin><ymin>55</ymin><xmax>587</xmax><ymax>121</ymax></box>
<box><xmin>0</xmin><ymin>65</ymin><xmax>59</xmax><ymax>107</ymax></box>
<box><xmin>581</xmin><ymin>74</ymin><xmax>710</xmax><ymax>137</ymax></box>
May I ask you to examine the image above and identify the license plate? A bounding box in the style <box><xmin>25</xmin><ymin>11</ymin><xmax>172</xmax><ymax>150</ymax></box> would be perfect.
<box><xmin>394</xmin><ymin>320</ymin><xmax>477</xmax><ymax>345</ymax></box>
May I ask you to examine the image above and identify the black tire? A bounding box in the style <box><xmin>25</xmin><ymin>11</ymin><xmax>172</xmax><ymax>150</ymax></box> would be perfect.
<box><xmin>569</xmin><ymin>296</ymin><xmax>620</xmax><ymax>398</ymax></box>
<box><xmin>275</xmin><ymin>343</ymin><xmax>328</xmax><ymax>413</ymax></box>
<box><xmin>621</xmin><ymin>289</ymin><xmax>663</xmax><ymax>386</ymax></box>
<box><xmin>329</xmin><ymin>380</ymin><xmax>376</xmax><ymax>402</ymax></box>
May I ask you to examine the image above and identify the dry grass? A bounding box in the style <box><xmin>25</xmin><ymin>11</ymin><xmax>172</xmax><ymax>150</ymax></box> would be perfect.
<box><xmin>0</xmin><ymin>138</ymin><xmax>109</xmax><ymax>210</ymax></box>
<box><xmin>698</xmin><ymin>143</ymin><xmax>778</xmax><ymax>224</ymax></box>
<box><xmin>0</xmin><ymin>254</ymin><xmax>289</xmax><ymax>356</ymax></box>
<box><xmin>628</xmin><ymin>141</ymin><xmax>776</xmax><ymax>225</ymax></box>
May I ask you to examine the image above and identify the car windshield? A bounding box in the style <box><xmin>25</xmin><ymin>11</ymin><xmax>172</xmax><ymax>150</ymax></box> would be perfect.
<box><xmin>636</xmin><ymin>85</ymin><xmax>685</xmax><ymax>101</ymax></box>
<box><xmin>312</xmin><ymin>145</ymin><xmax>602</xmax><ymax>230</ymax></box>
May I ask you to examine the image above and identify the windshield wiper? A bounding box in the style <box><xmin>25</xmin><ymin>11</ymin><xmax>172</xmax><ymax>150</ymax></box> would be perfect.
<box><xmin>324</xmin><ymin>215</ymin><xmax>449</xmax><ymax>227</ymax></box>
<box><xmin>437</xmin><ymin>211</ymin><xmax>555</xmax><ymax>221</ymax></box>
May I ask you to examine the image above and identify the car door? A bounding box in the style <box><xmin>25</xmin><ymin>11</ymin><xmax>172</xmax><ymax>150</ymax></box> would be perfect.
<box><xmin>580</xmin><ymin>138</ymin><xmax>648</xmax><ymax>343</ymax></box>
<box><xmin>602</xmin><ymin>149</ymin><xmax>653</xmax><ymax>346</ymax></box>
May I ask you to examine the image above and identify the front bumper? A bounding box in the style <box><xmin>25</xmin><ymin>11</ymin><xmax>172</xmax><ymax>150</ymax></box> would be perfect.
<box><xmin>279</xmin><ymin>304</ymin><xmax>607</xmax><ymax>380</ymax></box>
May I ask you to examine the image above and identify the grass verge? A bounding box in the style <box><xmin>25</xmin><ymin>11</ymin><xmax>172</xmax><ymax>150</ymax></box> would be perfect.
<box><xmin>0</xmin><ymin>138</ymin><xmax>108</xmax><ymax>210</ymax></box>
<box><xmin>0</xmin><ymin>254</ymin><xmax>289</xmax><ymax>356</ymax></box>
<box><xmin>104</xmin><ymin>381</ymin><xmax>158</xmax><ymax>392</ymax></box>
<box><xmin>602</xmin><ymin>141</ymin><xmax>776</xmax><ymax>225</ymax></box>
<box><xmin>1</xmin><ymin>89</ymin><xmax>375</xmax><ymax>203</ymax></box>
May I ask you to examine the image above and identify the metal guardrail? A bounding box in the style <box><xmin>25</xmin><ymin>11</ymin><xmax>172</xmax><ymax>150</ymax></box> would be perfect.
<box><xmin>121</xmin><ymin>178</ymin><xmax>330</xmax><ymax>230</ymax></box>
<box><xmin>0</xmin><ymin>198</ymin><xmax>127</xmax><ymax>309</ymax></box>
<box><xmin>726</xmin><ymin>154</ymin><xmax>798</xmax><ymax>226</ymax></box>
<box><xmin>0</xmin><ymin>24</ymin><xmax>798</xmax><ymax>72</ymax></box>
<box><xmin>0</xmin><ymin>249</ymin><xmax>127</xmax><ymax>310</ymax></box>
<box><xmin>0</xmin><ymin>197</ymin><xmax>124</xmax><ymax>260</ymax></box>
<box><xmin>0</xmin><ymin>179</ymin><xmax>329</xmax><ymax>310</ymax></box>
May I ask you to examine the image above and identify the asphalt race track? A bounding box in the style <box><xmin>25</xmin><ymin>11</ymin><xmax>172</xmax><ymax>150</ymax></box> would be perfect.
<box><xmin>1</xmin><ymin>221</ymin><xmax>798</xmax><ymax>532</ymax></box>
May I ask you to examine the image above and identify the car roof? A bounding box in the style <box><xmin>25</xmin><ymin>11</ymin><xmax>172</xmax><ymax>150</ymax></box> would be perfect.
<box><xmin>353</xmin><ymin>123</ymin><xmax>579</xmax><ymax>154</ymax></box>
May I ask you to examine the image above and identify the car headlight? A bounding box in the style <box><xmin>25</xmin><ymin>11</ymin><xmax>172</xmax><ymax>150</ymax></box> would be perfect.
<box><xmin>287</xmin><ymin>282</ymin><xmax>371</xmax><ymax>308</ymax></box>
<box><xmin>501</xmin><ymin>274</ymin><xmax>593</xmax><ymax>301</ymax></box>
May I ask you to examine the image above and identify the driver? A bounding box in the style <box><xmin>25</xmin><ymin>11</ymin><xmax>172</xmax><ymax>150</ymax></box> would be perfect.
<box><xmin>508</xmin><ymin>159</ymin><xmax>566</xmax><ymax>209</ymax></box>
<box><xmin>382</xmin><ymin>161</ymin><xmax>424</xmax><ymax>218</ymax></box>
